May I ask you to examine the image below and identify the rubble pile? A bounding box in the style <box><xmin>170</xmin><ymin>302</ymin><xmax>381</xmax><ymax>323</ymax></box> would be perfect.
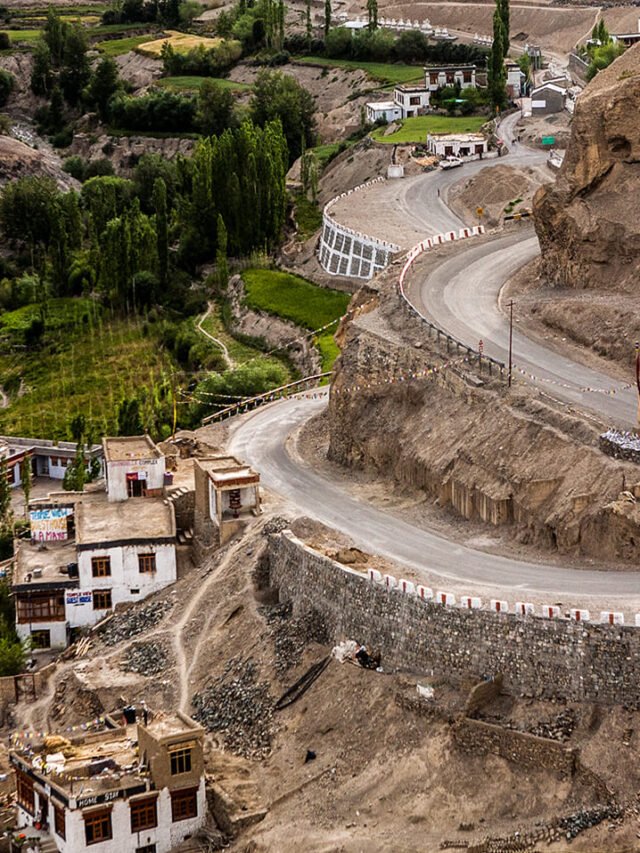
<box><xmin>123</xmin><ymin>641</ymin><xmax>168</xmax><ymax>676</ymax></box>
<box><xmin>600</xmin><ymin>429</ymin><xmax>640</xmax><ymax>465</ymax></box>
<box><xmin>262</xmin><ymin>516</ymin><xmax>291</xmax><ymax>536</ymax></box>
<box><xmin>455</xmin><ymin>802</ymin><xmax>622</xmax><ymax>852</ymax></box>
<box><xmin>191</xmin><ymin>657</ymin><xmax>275</xmax><ymax>759</ymax></box>
<box><xmin>261</xmin><ymin>601</ymin><xmax>329</xmax><ymax>674</ymax></box>
<box><xmin>102</xmin><ymin>600</ymin><xmax>173</xmax><ymax>646</ymax></box>
<box><xmin>527</xmin><ymin>709</ymin><xmax>575</xmax><ymax>742</ymax></box>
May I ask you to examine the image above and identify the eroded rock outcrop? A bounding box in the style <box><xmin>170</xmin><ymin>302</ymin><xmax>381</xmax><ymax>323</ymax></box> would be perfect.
<box><xmin>534</xmin><ymin>43</ymin><xmax>640</xmax><ymax>291</ymax></box>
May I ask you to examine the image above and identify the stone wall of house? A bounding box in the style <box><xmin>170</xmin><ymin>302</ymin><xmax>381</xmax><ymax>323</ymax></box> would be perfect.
<box><xmin>267</xmin><ymin>531</ymin><xmax>640</xmax><ymax>708</ymax></box>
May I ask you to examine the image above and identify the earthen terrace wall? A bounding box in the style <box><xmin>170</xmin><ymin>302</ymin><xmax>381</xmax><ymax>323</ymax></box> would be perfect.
<box><xmin>268</xmin><ymin>531</ymin><xmax>640</xmax><ymax>708</ymax></box>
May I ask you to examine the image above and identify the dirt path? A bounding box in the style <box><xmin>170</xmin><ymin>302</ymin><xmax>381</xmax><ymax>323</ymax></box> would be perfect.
<box><xmin>197</xmin><ymin>303</ymin><xmax>234</xmax><ymax>370</ymax></box>
<box><xmin>173</xmin><ymin>537</ymin><xmax>250</xmax><ymax>712</ymax></box>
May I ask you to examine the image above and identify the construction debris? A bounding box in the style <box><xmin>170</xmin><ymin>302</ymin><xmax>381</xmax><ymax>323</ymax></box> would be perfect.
<box><xmin>101</xmin><ymin>600</ymin><xmax>174</xmax><ymax>646</ymax></box>
<box><xmin>192</xmin><ymin>657</ymin><xmax>275</xmax><ymax>759</ymax></box>
<box><xmin>123</xmin><ymin>641</ymin><xmax>169</xmax><ymax>676</ymax></box>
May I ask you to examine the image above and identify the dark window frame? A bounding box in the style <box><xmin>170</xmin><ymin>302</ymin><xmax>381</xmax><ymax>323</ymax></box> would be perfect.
<box><xmin>91</xmin><ymin>556</ymin><xmax>111</xmax><ymax>578</ymax></box>
<box><xmin>170</xmin><ymin>788</ymin><xmax>198</xmax><ymax>822</ymax></box>
<box><xmin>170</xmin><ymin>747</ymin><xmax>192</xmax><ymax>776</ymax></box>
<box><xmin>54</xmin><ymin>802</ymin><xmax>66</xmax><ymax>839</ymax></box>
<box><xmin>130</xmin><ymin>795</ymin><xmax>158</xmax><ymax>833</ymax></box>
<box><xmin>83</xmin><ymin>808</ymin><xmax>113</xmax><ymax>845</ymax></box>
<box><xmin>93</xmin><ymin>589</ymin><xmax>112</xmax><ymax>611</ymax></box>
<box><xmin>16</xmin><ymin>769</ymin><xmax>35</xmax><ymax>815</ymax></box>
<box><xmin>138</xmin><ymin>553</ymin><xmax>156</xmax><ymax>574</ymax></box>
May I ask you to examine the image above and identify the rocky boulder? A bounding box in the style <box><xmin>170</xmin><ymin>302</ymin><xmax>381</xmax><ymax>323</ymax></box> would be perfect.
<box><xmin>0</xmin><ymin>135</ymin><xmax>78</xmax><ymax>189</ymax></box>
<box><xmin>533</xmin><ymin>42</ymin><xmax>640</xmax><ymax>291</ymax></box>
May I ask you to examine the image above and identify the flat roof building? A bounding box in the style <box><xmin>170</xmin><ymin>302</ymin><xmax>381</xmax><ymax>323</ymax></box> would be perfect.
<box><xmin>10</xmin><ymin>710</ymin><xmax>206</xmax><ymax>853</ymax></box>
<box><xmin>0</xmin><ymin>435</ymin><xmax>103</xmax><ymax>490</ymax></box>
<box><xmin>194</xmin><ymin>456</ymin><xmax>261</xmax><ymax>549</ymax></box>
<box><xmin>103</xmin><ymin>435</ymin><xmax>166</xmax><ymax>502</ymax></box>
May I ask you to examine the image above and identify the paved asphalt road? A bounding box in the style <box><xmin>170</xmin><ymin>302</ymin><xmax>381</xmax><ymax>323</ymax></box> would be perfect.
<box><xmin>229</xmin><ymin>396</ymin><xmax>640</xmax><ymax>597</ymax></box>
<box><xmin>227</xmin><ymin>122</ymin><xmax>639</xmax><ymax>598</ymax></box>
<box><xmin>404</xmin><ymin>231</ymin><xmax>637</xmax><ymax>427</ymax></box>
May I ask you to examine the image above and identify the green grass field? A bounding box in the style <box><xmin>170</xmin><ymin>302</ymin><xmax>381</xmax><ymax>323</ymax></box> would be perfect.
<box><xmin>156</xmin><ymin>76</ymin><xmax>252</xmax><ymax>93</ymax></box>
<box><xmin>1</xmin><ymin>29</ymin><xmax>42</xmax><ymax>45</ymax></box>
<box><xmin>371</xmin><ymin>114</ymin><xmax>488</xmax><ymax>144</ymax></box>
<box><xmin>241</xmin><ymin>269</ymin><xmax>350</xmax><ymax>372</ymax></box>
<box><xmin>95</xmin><ymin>34</ymin><xmax>152</xmax><ymax>56</ymax></box>
<box><xmin>0</xmin><ymin>298</ymin><xmax>174</xmax><ymax>439</ymax></box>
<box><xmin>296</xmin><ymin>56</ymin><xmax>424</xmax><ymax>85</ymax></box>
<box><xmin>198</xmin><ymin>302</ymin><xmax>292</xmax><ymax>376</ymax></box>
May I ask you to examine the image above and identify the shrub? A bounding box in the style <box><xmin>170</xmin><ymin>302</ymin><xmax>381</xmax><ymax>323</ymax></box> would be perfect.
<box><xmin>0</xmin><ymin>68</ymin><xmax>14</xmax><ymax>107</ymax></box>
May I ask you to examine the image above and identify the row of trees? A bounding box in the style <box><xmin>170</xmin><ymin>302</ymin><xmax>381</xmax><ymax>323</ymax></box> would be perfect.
<box><xmin>322</xmin><ymin>26</ymin><xmax>489</xmax><ymax>65</ymax></box>
<box><xmin>0</xmin><ymin>118</ymin><xmax>289</xmax><ymax>306</ymax></box>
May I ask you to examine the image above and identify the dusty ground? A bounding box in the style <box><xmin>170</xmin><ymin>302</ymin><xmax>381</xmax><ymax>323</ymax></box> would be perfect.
<box><xmin>504</xmin><ymin>257</ymin><xmax>640</xmax><ymax>375</ymax></box>
<box><xmin>11</xmin><ymin>504</ymin><xmax>640</xmax><ymax>853</ymax></box>
<box><xmin>229</xmin><ymin>61</ymin><xmax>380</xmax><ymax>142</ymax></box>
<box><xmin>517</xmin><ymin>110</ymin><xmax>572</xmax><ymax>149</ymax></box>
<box><xmin>448</xmin><ymin>161</ymin><xmax>553</xmax><ymax>227</ymax></box>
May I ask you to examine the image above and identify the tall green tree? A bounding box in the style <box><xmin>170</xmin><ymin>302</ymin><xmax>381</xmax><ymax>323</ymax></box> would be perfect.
<box><xmin>250</xmin><ymin>70</ymin><xmax>316</xmax><ymax>164</ymax></box>
<box><xmin>117</xmin><ymin>397</ymin><xmax>144</xmax><ymax>435</ymax></box>
<box><xmin>88</xmin><ymin>56</ymin><xmax>120</xmax><ymax>119</ymax></box>
<box><xmin>324</xmin><ymin>0</ymin><xmax>331</xmax><ymax>36</ymax></box>
<box><xmin>367</xmin><ymin>0</ymin><xmax>378</xmax><ymax>31</ymax></box>
<box><xmin>488</xmin><ymin>7</ymin><xmax>507</xmax><ymax>111</ymax></box>
<box><xmin>43</xmin><ymin>7</ymin><xmax>68</xmax><ymax>67</ymax></box>
<box><xmin>60</xmin><ymin>25</ymin><xmax>90</xmax><ymax>105</ymax></box>
<box><xmin>0</xmin><ymin>459</ymin><xmax>10</xmax><ymax>527</ymax></box>
<box><xmin>498</xmin><ymin>0</ymin><xmax>509</xmax><ymax>55</ymax></box>
<box><xmin>19</xmin><ymin>457</ymin><xmax>32</xmax><ymax>517</ymax></box>
<box><xmin>31</xmin><ymin>40</ymin><xmax>53</xmax><ymax>96</ymax></box>
<box><xmin>153</xmin><ymin>177</ymin><xmax>169</xmax><ymax>288</ymax></box>
<box><xmin>197</xmin><ymin>79</ymin><xmax>235</xmax><ymax>137</ymax></box>
<box><xmin>216</xmin><ymin>213</ymin><xmax>228</xmax><ymax>289</ymax></box>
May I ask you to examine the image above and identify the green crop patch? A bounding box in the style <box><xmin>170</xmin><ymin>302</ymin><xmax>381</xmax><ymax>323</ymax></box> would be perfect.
<box><xmin>296</xmin><ymin>56</ymin><xmax>424</xmax><ymax>84</ymax></box>
<box><xmin>371</xmin><ymin>114</ymin><xmax>487</xmax><ymax>144</ymax></box>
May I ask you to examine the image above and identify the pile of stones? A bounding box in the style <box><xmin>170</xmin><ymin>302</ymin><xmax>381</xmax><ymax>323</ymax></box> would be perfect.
<box><xmin>262</xmin><ymin>516</ymin><xmax>291</xmax><ymax>536</ymax></box>
<box><xmin>528</xmin><ymin>709</ymin><xmax>576</xmax><ymax>742</ymax></box>
<box><xmin>123</xmin><ymin>641</ymin><xmax>168</xmax><ymax>676</ymax></box>
<box><xmin>192</xmin><ymin>657</ymin><xmax>275</xmax><ymax>759</ymax></box>
<box><xmin>102</xmin><ymin>600</ymin><xmax>173</xmax><ymax>646</ymax></box>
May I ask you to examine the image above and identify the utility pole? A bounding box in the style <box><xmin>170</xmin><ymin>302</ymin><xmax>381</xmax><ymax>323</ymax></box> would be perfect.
<box><xmin>508</xmin><ymin>299</ymin><xmax>514</xmax><ymax>388</ymax></box>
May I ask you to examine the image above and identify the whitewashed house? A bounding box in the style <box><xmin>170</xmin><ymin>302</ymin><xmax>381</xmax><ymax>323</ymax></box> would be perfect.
<box><xmin>393</xmin><ymin>84</ymin><xmax>431</xmax><ymax>116</ymax></box>
<box><xmin>365</xmin><ymin>100</ymin><xmax>402</xmax><ymax>123</ymax></box>
<box><xmin>426</xmin><ymin>133</ymin><xmax>488</xmax><ymax>158</ymax></box>
<box><xmin>13</xmin><ymin>435</ymin><xmax>178</xmax><ymax>650</ymax></box>
<box><xmin>10</xmin><ymin>711</ymin><xmax>207</xmax><ymax>853</ymax></box>
<box><xmin>424</xmin><ymin>64</ymin><xmax>477</xmax><ymax>91</ymax></box>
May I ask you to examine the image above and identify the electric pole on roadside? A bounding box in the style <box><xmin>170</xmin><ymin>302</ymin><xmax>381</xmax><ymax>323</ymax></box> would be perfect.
<box><xmin>508</xmin><ymin>300</ymin><xmax>514</xmax><ymax>388</ymax></box>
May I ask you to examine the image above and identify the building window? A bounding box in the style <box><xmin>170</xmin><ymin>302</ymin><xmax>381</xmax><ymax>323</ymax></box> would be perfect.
<box><xmin>54</xmin><ymin>803</ymin><xmax>66</xmax><ymax>839</ymax></box>
<box><xmin>84</xmin><ymin>808</ymin><xmax>112</xmax><ymax>845</ymax></box>
<box><xmin>409</xmin><ymin>96</ymin><xmax>421</xmax><ymax>105</ymax></box>
<box><xmin>50</xmin><ymin>456</ymin><xmax>59</xmax><ymax>467</ymax></box>
<box><xmin>7</xmin><ymin>465</ymin><xmax>15</xmax><ymax>485</ymax></box>
<box><xmin>463</xmin><ymin>70</ymin><xmax>472</xmax><ymax>83</ymax></box>
<box><xmin>130</xmin><ymin>796</ymin><xmax>158</xmax><ymax>832</ymax></box>
<box><xmin>138</xmin><ymin>553</ymin><xmax>156</xmax><ymax>574</ymax></box>
<box><xmin>16</xmin><ymin>769</ymin><xmax>35</xmax><ymax>814</ymax></box>
<box><xmin>93</xmin><ymin>589</ymin><xmax>112</xmax><ymax>610</ymax></box>
<box><xmin>91</xmin><ymin>556</ymin><xmax>111</xmax><ymax>577</ymax></box>
<box><xmin>16</xmin><ymin>591</ymin><xmax>65</xmax><ymax>624</ymax></box>
<box><xmin>136</xmin><ymin>846</ymin><xmax>156</xmax><ymax>853</ymax></box>
<box><xmin>171</xmin><ymin>788</ymin><xmax>198</xmax><ymax>822</ymax></box>
<box><xmin>170</xmin><ymin>747</ymin><xmax>192</xmax><ymax>775</ymax></box>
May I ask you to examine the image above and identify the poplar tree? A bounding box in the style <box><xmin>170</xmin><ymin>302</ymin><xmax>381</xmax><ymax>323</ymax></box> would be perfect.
<box><xmin>367</xmin><ymin>0</ymin><xmax>378</xmax><ymax>31</ymax></box>
<box><xmin>488</xmin><ymin>7</ymin><xmax>507</xmax><ymax>111</ymax></box>
<box><xmin>324</xmin><ymin>0</ymin><xmax>331</xmax><ymax>36</ymax></box>
<box><xmin>498</xmin><ymin>0</ymin><xmax>509</xmax><ymax>54</ymax></box>
<box><xmin>153</xmin><ymin>177</ymin><xmax>169</xmax><ymax>288</ymax></box>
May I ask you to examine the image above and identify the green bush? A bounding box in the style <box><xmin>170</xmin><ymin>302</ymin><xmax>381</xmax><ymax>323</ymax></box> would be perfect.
<box><xmin>0</xmin><ymin>68</ymin><xmax>13</xmax><ymax>107</ymax></box>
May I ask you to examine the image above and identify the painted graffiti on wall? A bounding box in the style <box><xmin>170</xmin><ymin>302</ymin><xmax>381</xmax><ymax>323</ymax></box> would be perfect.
<box><xmin>30</xmin><ymin>507</ymin><xmax>73</xmax><ymax>542</ymax></box>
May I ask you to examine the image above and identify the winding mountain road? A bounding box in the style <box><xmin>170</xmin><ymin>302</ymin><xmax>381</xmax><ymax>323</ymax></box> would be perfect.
<box><xmin>227</xmin><ymin>122</ymin><xmax>639</xmax><ymax>601</ymax></box>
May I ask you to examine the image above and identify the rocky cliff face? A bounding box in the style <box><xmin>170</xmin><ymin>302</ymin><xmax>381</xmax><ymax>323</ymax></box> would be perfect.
<box><xmin>534</xmin><ymin>43</ymin><xmax>640</xmax><ymax>291</ymax></box>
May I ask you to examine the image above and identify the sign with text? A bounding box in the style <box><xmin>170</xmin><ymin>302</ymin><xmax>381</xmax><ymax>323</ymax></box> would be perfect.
<box><xmin>66</xmin><ymin>590</ymin><xmax>92</xmax><ymax>606</ymax></box>
<box><xmin>30</xmin><ymin>507</ymin><xmax>73</xmax><ymax>542</ymax></box>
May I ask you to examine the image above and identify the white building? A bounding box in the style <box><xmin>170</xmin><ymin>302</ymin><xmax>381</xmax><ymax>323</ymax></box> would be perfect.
<box><xmin>505</xmin><ymin>61</ymin><xmax>525</xmax><ymax>98</ymax></box>
<box><xmin>365</xmin><ymin>100</ymin><xmax>402</xmax><ymax>124</ymax></box>
<box><xmin>393</xmin><ymin>84</ymin><xmax>431</xmax><ymax>117</ymax></box>
<box><xmin>103</xmin><ymin>435</ymin><xmax>166</xmax><ymax>502</ymax></box>
<box><xmin>13</xmin><ymin>435</ymin><xmax>178</xmax><ymax>650</ymax></box>
<box><xmin>424</xmin><ymin>64</ymin><xmax>477</xmax><ymax>92</ymax></box>
<box><xmin>426</xmin><ymin>133</ymin><xmax>488</xmax><ymax>158</ymax></box>
<box><xmin>0</xmin><ymin>435</ymin><xmax>103</xmax><ymax>489</ymax></box>
<box><xmin>194</xmin><ymin>456</ymin><xmax>261</xmax><ymax>547</ymax></box>
<box><xmin>11</xmin><ymin>711</ymin><xmax>207</xmax><ymax>853</ymax></box>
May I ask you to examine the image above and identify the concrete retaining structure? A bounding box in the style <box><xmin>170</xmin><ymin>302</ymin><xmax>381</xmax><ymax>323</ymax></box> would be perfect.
<box><xmin>319</xmin><ymin>178</ymin><xmax>401</xmax><ymax>279</ymax></box>
<box><xmin>268</xmin><ymin>531</ymin><xmax>640</xmax><ymax>707</ymax></box>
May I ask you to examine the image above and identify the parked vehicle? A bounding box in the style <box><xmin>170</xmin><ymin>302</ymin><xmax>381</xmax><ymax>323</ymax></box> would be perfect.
<box><xmin>439</xmin><ymin>156</ymin><xmax>463</xmax><ymax>170</ymax></box>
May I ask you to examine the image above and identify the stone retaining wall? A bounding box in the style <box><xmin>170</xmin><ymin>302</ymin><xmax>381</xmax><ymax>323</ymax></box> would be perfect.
<box><xmin>452</xmin><ymin>717</ymin><xmax>577</xmax><ymax>776</ymax></box>
<box><xmin>268</xmin><ymin>531</ymin><xmax>640</xmax><ymax>708</ymax></box>
<box><xmin>319</xmin><ymin>179</ymin><xmax>400</xmax><ymax>280</ymax></box>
